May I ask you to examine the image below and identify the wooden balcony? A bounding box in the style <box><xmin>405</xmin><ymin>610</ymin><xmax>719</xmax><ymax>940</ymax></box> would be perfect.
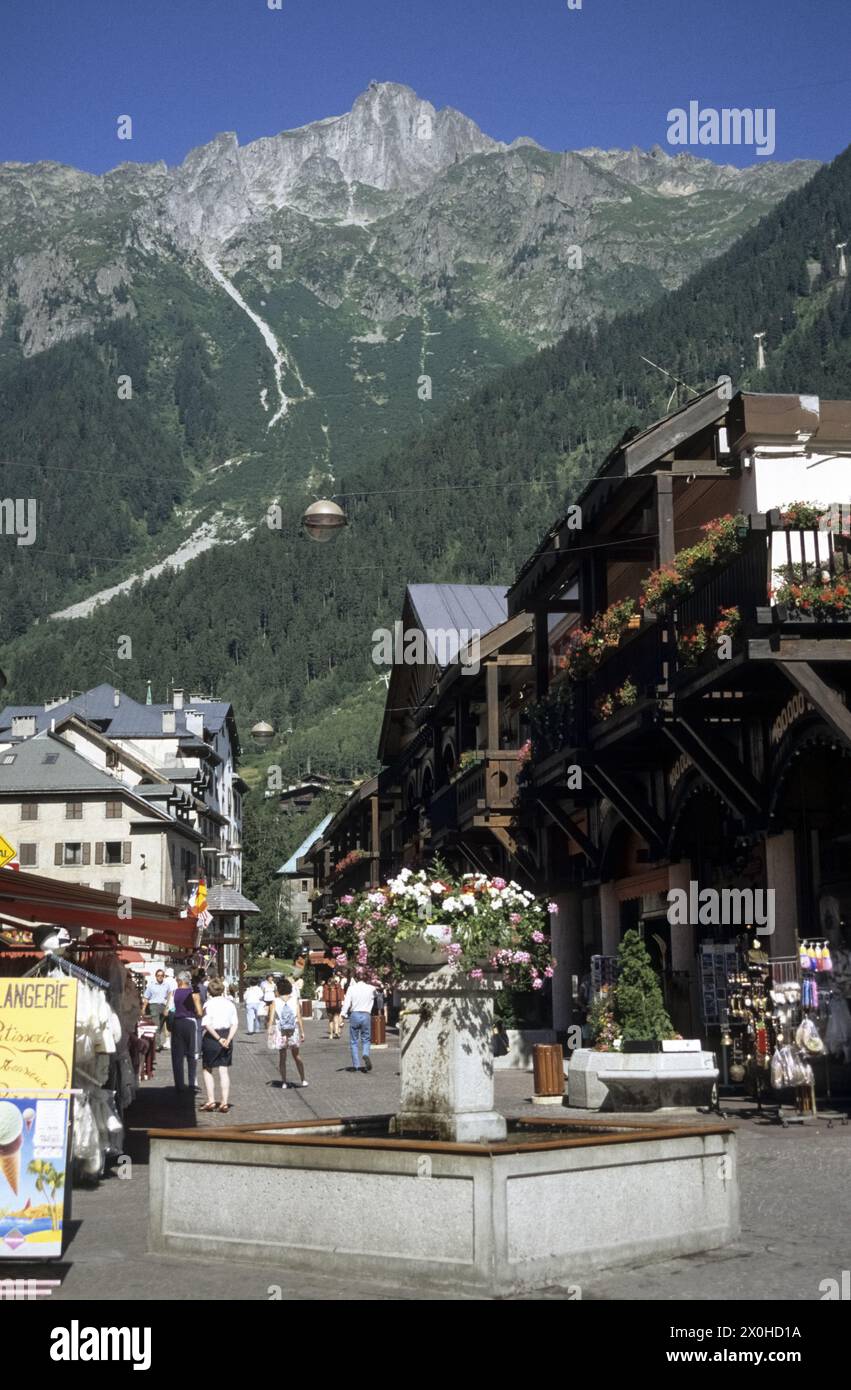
<box><xmin>454</xmin><ymin>751</ymin><xmax>520</xmax><ymax>826</ymax></box>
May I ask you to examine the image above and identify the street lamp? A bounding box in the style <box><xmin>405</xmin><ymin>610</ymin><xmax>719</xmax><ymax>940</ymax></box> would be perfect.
<box><xmin>302</xmin><ymin>499</ymin><xmax>347</xmax><ymax>542</ymax></box>
<box><xmin>251</xmin><ymin>720</ymin><xmax>275</xmax><ymax>745</ymax></box>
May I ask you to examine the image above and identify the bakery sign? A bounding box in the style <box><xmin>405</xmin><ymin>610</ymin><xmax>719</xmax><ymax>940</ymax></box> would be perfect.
<box><xmin>769</xmin><ymin>693</ymin><xmax>813</xmax><ymax>749</ymax></box>
<box><xmin>0</xmin><ymin>977</ymin><xmax>77</xmax><ymax>1094</ymax></box>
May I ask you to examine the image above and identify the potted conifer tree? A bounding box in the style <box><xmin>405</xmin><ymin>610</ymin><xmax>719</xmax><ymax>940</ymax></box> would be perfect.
<box><xmin>615</xmin><ymin>929</ymin><xmax>675</xmax><ymax>1051</ymax></box>
<box><xmin>568</xmin><ymin>929</ymin><xmax>717</xmax><ymax>1110</ymax></box>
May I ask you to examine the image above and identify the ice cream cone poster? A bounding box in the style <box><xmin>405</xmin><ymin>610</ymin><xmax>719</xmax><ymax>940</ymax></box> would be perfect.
<box><xmin>0</xmin><ymin>1096</ymin><xmax>70</xmax><ymax>1258</ymax></box>
<box><xmin>0</xmin><ymin>976</ymin><xmax>77</xmax><ymax>1094</ymax></box>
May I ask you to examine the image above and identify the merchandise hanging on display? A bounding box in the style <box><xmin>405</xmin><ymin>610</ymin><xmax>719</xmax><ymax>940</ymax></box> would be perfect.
<box><xmin>23</xmin><ymin>948</ymin><xmax>140</xmax><ymax>1181</ymax></box>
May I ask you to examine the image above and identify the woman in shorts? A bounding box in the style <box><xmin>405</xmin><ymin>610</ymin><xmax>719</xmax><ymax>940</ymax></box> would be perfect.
<box><xmin>268</xmin><ymin>977</ymin><xmax>308</xmax><ymax>1089</ymax></box>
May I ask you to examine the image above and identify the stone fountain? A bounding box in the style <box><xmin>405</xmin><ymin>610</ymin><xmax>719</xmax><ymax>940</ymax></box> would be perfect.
<box><xmin>149</xmin><ymin>957</ymin><xmax>739</xmax><ymax>1295</ymax></box>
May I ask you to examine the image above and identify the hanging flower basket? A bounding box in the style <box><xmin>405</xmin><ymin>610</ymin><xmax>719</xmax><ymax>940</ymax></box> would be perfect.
<box><xmin>326</xmin><ymin>864</ymin><xmax>555</xmax><ymax>988</ymax></box>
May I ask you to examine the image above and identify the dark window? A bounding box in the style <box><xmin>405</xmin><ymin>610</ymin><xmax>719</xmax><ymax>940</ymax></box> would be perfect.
<box><xmin>301</xmin><ymin>879</ymin><xmax>309</xmax><ymax>893</ymax></box>
<box><xmin>18</xmin><ymin>843</ymin><xmax>36</xmax><ymax>867</ymax></box>
<box><xmin>42</xmin><ymin>753</ymin><xmax>59</xmax><ymax>765</ymax></box>
<box><xmin>301</xmin><ymin>912</ymin><xmax>309</xmax><ymax>924</ymax></box>
<box><xmin>104</xmin><ymin>841</ymin><xmax>122</xmax><ymax>866</ymax></box>
<box><xmin>66</xmin><ymin>802</ymin><xmax>83</xmax><ymax>820</ymax></box>
<box><xmin>63</xmin><ymin>843</ymin><xmax>83</xmax><ymax>866</ymax></box>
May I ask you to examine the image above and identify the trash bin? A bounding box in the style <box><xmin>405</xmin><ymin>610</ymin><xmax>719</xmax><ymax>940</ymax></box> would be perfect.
<box><xmin>301</xmin><ymin>999</ymin><xmax>313</xmax><ymax>1020</ymax></box>
<box><xmin>371</xmin><ymin>1013</ymin><xmax>387</xmax><ymax>1047</ymax></box>
<box><xmin>532</xmin><ymin>1043</ymin><xmax>565</xmax><ymax>1105</ymax></box>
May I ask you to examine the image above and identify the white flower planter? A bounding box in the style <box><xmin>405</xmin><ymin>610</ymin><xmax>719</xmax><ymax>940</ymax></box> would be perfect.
<box><xmin>568</xmin><ymin>1048</ymin><xmax>718</xmax><ymax>1111</ymax></box>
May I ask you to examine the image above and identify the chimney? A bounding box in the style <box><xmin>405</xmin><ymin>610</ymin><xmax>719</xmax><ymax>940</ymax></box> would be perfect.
<box><xmin>162</xmin><ymin>710</ymin><xmax>176</xmax><ymax>734</ymax></box>
<box><xmin>173</xmin><ymin>688</ymin><xmax>184</xmax><ymax>711</ymax></box>
<box><xmin>113</xmin><ymin>689</ymin><xmax>120</xmax><ymax>707</ymax></box>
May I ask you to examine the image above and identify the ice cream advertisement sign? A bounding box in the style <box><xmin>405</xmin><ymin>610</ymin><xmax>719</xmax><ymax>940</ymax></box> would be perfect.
<box><xmin>0</xmin><ymin>978</ymin><xmax>76</xmax><ymax>1257</ymax></box>
<box><xmin>0</xmin><ymin>977</ymin><xmax>77</xmax><ymax>1094</ymax></box>
<box><xmin>0</xmin><ymin>1096</ymin><xmax>70</xmax><ymax>1258</ymax></box>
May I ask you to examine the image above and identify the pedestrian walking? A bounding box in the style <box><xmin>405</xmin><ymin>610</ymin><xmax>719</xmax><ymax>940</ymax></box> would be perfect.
<box><xmin>243</xmin><ymin>979</ymin><xmax>263</xmax><ymax>1034</ymax></box>
<box><xmin>142</xmin><ymin>968</ymin><xmax>172</xmax><ymax>1051</ymax></box>
<box><xmin>268</xmin><ymin>978</ymin><xmax>308</xmax><ymax>1089</ymax></box>
<box><xmin>199</xmin><ymin>979</ymin><xmax>239</xmax><ymax>1113</ymax></box>
<box><xmin>341</xmin><ymin>972</ymin><xmax>377</xmax><ymax>1072</ymax></box>
<box><xmin>170</xmin><ymin>970</ymin><xmax>203</xmax><ymax>1093</ymax></box>
<box><xmin>322</xmin><ymin>972</ymin><xmax>344</xmax><ymax>1039</ymax></box>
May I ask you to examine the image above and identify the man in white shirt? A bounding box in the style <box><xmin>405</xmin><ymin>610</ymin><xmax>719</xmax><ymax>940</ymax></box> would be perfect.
<box><xmin>243</xmin><ymin>980</ymin><xmax>263</xmax><ymax>1035</ymax></box>
<box><xmin>341</xmin><ymin>974</ymin><xmax>377</xmax><ymax>1073</ymax></box>
<box><xmin>143</xmin><ymin>969</ymin><xmax>173</xmax><ymax>1051</ymax></box>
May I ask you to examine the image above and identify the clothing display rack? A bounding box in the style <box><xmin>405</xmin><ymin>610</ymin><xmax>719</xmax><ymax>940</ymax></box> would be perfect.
<box><xmin>22</xmin><ymin>950</ymin><xmax>109</xmax><ymax>992</ymax></box>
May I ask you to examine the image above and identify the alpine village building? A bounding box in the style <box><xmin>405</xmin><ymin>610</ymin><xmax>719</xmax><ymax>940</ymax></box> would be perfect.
<box><xmin>307</xmin><ymin>388</ymin><xmax>851</xmax><ymax>1075</ymax></box>
<box><xmin>0</xmin><ymin>684</ymin><xmax>255</xmax><ymax>973</ymax></box>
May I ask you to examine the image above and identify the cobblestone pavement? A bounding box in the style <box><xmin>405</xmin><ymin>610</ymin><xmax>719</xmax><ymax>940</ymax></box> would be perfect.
<box><xmin>17</xmin><ymin>1014</ymin><xmax>851</xmax><ymax>1302</ymax></box>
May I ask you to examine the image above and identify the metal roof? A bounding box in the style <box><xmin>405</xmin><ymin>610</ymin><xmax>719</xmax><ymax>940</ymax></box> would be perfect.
<box><xmin>0</xmin><ymin>731</ymin><xmax>134</xmax><ymax>795</ymax></box>
<box><xmin>406</xmin><ymin>585</ymin><xmax>508</xmax><ymax>655</ymax></box>
<box><xmin>206</xmin><ymin>885</ymin><xmax>260</xmax><ymax>914</ymax></box>
<box><xmin>276</xmin><ymin>814</ymin><xmax>334</xmax><ymax>876</ymax></box>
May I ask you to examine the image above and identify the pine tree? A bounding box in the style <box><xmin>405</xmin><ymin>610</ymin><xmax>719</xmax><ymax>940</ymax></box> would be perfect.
<box><xmin>614</xmin><ymin>929</ymin><xmax>674</xmax><ymax>1042</ymax></box>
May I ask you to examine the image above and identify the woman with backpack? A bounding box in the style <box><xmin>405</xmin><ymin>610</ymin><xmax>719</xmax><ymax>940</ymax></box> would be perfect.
<box><xmin>322</xmin><ymin>971</ymin><xmax>345</xmax><ymax>1039</ymax></box>
<box><xmin>268</xmin><ymin>977</ymin><xmax>308</xmax><ymax>1089</ymax></box>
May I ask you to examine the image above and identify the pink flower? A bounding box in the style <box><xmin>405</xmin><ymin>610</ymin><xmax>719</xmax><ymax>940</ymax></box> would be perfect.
<box><xmin>447</xmin><ymin>942</ymin><xmax>462</xmax><ymax>956</ymax></box>
<box><xmin>531</xmin><ymin>930</ymin><xmax>545</xmax><ymax>943</ymax></box>
<box><xmin>340</xmin><ymin>895</ymin><xmax>354</xmax><ymax>905</ymax></box>
<box><xmin>469</xmin><ymin>968</ymin><xmax>483</xmax><ymax>980</ymax></box>
<box><xmin>532</xmin><ymin>978</ymin><xmax>544</xmax><ymax>990</ymax></box>
<box><xmin>509</xmin><ymin>913</ymin><xmax>521</xmax><ymax>925</ymax></box>
<box><xmin>544</xmin><ymin>966</ymin><xmax>554</xmax><ymax>978</ymax></box>
<box><xmin>331</xmin><ymin>946</ymin><xmax>341</xmax><ymax>955</ymax></box>
<box><xmin>386</xmin><ymin>914</ymin><xmax>399</xmax><ymax>927</ymax></box>
<box><xmin>492</xmin><ymin>877</ymin><xmax>507</xmax><ymax>890</ymax></box>
<box><xmin>547</xmin><ymin>902</ymin><xmax>558</xmax><ymax>914</ymax></box>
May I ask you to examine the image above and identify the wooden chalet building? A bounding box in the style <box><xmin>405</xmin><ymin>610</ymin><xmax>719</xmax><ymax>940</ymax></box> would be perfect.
<box><xmin>310</xmin><ymin>388</ymin><xmax>851</xmax><ymax>1050</ymax></box>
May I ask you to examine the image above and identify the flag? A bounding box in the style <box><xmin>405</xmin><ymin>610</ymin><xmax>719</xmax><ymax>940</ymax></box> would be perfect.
<box><xmin>188</xmin><ymin>877</ymin><xmax>208</xmax><ymax>918</ymax></box>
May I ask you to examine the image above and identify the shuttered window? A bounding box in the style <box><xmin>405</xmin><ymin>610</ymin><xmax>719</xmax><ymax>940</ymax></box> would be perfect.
<box><xmin>65</xmin><ymin>802</ymin><xmax>83</xmax><ymax>820</ymax></box>
<box><xmin>19</xmin><ymin>843</ymin><xmax>36</xmax><ymax>867</ymax></box>
<box><xmin>20</xmin><ymin>801</ymin><xmax>38</xmax><ymax>821</ymax></box>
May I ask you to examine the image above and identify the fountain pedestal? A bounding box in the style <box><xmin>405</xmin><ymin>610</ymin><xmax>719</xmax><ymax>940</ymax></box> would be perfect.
<box><xmin>392</xmin><ymin>961</ymin><xmax>507</xmax><ymax>1143</ymax></box>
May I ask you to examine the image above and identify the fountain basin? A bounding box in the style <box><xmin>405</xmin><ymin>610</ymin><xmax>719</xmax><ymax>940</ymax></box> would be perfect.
<box><xmin>148</xmin><ymin>1113</ymin><xmax>738</xmax><ymax>1296</ymax></box>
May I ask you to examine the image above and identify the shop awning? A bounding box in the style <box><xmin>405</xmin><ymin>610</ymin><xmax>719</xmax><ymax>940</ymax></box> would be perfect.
<box><xmin>0</xmin><ymin>868</ymin><xmax>199</xmax><ymax>950</ymax></box>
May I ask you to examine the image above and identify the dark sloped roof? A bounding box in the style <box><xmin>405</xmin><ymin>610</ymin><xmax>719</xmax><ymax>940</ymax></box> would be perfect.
<box><xmin>0</xmin><ymin>683</ymin><xmax>233</xmax><ymax>743</ymax></box>
<box><xmin>0</xmin><ymin>731</ymin><xmax>131</xmax><ymax>794</ymax></box>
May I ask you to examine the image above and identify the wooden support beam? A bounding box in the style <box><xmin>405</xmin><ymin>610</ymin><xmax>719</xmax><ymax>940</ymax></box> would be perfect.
<box><xmin>492</xmin><ymin>653</ymin><xmax>533</xmax><ymax>666</ymax></box>
<box><xmin>778</xmin><ymin>661</ymin><xmax>851</xmax><ymax>752</ymax></box>
<box><xmin>661</xmin><ymin>719</ymin><xmax>764</xmax><ymax>819</ymax></box>
<box><xmin>749</xmin><ymin>638</ymin><xmax>851</xmax><ymax>662</ymax></box>
<box><xmin>534</xmin><ymin>608</ymin><xmax>549</xmax><ymax>698</ymax></box>
<box><xmin>655</xmin><ymin>473</ymin><xmax>675</xmax><ymax>566</ymax></box>
<box><xmin>370</xmin><ymin>795</ymin><xmax>380</xmax><ymax>886</ymax></box>
<box><xmin>583</xmin><ymin>766</ymin><xmax>666</xmax><ymax>857</ymax></box>
<box><xmin>536</xmin><ymin>796</ymin><xmax>599</xmax><ymax>868</ymax></box>
<box><xmin>486</xmin><ymin>662</ymin><xmax>499</xmax><ymax>749</ymax></box>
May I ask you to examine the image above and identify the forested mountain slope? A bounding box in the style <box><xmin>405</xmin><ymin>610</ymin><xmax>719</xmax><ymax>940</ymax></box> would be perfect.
<box><xmin>2</xmin><ymin>144</ymin><xmax>849</xmax><ymax>789</ymax></box>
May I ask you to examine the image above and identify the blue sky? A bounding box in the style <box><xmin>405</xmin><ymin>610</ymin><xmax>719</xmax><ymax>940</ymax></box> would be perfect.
<box><xmin>1</xmin><ymin>0</ymin><xmax>848</xmax><ymax>172</ymax></box>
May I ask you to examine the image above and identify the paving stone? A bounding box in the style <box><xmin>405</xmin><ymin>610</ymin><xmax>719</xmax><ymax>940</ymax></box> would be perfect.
<box><xmin>30</xmin><ymin>1014</ymin><xmax>851</xmax><ymax>1301</ymax></box>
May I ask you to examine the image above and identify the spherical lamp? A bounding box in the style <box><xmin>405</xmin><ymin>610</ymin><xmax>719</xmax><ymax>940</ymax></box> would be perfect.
<box><xmin>251</xmin><ymin>720</ymin><xmax>275</xmax><ymax>746</ymax></box>
<box><xmin>302</xmin><ymin>499</ymin><xmax>347</xmax><ymax>542</ymax></box>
